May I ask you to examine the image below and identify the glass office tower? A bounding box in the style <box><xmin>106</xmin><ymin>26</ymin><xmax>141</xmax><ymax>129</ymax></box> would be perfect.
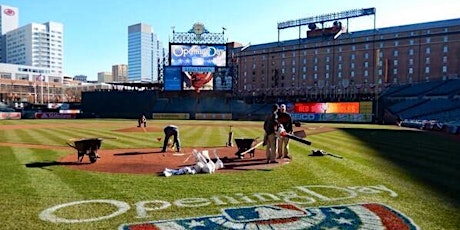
<box><xmin>127</xmin><ymin>23</ymin><xmax>158</xmax><ymax>82</ymax></box>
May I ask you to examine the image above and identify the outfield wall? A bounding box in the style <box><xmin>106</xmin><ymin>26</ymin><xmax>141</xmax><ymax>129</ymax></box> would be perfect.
<box><xmin>80</xmin><ymin>91</ymin><xmax>374</xmax><ymax>122</ymax></box>
<box><xmin>81</xmin><ymin>91</ymin><xmax>157</xmax><ymax>118</ymax></box>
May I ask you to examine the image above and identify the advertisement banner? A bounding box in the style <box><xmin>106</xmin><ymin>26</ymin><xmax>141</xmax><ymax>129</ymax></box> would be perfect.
<box><xmin>294</xmin><ymin>102</ymin><xmax>360</xmax><ymax>114</ymax></box>
<box><xmin>152</xmin><ymin>113</ymin><xmax>190</xmax><ymax>120</ymax></box>
<box><xmin>163</xmin><ymin>67</ymin><xmax>182</xmax><ymax>91</ymax></box>
<box><xmin>34</xmin><ymin>112</ymin><xmax>77</xmax><ymax>119</ymax></box>
<box><xmin>59</xmin><ymin>109</ymin><xmax>81</xmax><ymax>114</ymax></box>
<box><xmin>359</xmin><ymin>101</ymin><xmax>373</xmax><ymax>114</ymax></box>
<box><xmin>0</xmin><ymin>112</ymin><xmax>21</xmax><ymax>120</ymax></box>
<box><xmin>291</xmin><ymin>113</ymin><xmax>320</xmax><ymax>121</ymax></box>
<box><xmin>195</xmin><ymin>113</ymin><xmax>232</xmax><ymax>120</ymax></box>
<box><xmin>291</xmin><ymin>113</ymin><xmax>372</xmax><ymax>122</ymax></box>
<box><xmin>182</xmin><ymin>67</ymin><xmax>215</xmax><ymax>72</ymax></box>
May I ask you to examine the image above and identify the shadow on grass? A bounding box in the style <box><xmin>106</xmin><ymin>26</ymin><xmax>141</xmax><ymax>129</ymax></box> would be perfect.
<box><xmin>337</xmin><ymin>127</ymin><xmax>460</xmax><ymax>205</ymax></box>
<box><xmin>218</xmin><ymin>157</ymin><xmax>279</xmax><ymax>171</ymax></box>
<box><xmin>25</xmin><ymin>161</ymin><xmax>91</xmax><ymax>169</ymax></box>
<box><xmin>114</xmin><ymin>151</ymin><xmax>160</xmax><ymax>156</ymax></box>
<box><xmin>174</xmin><ymin>155</ymin><xmax>277</xmax><ymax>172</ymax></box>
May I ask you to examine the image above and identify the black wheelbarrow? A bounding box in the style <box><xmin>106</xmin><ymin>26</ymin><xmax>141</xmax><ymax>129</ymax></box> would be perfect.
<box><xmin>67</xmin><ymin>138</ymin><xmax>103</xmax><ymax>163</ymax></box>
<box><xmin>234</xmin><ymin>137</ymin><xmax>261</xmax><ymax>159</ymax></box>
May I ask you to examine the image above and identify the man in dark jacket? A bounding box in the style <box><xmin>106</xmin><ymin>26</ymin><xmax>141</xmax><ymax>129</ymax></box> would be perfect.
<box><xmin>277</xmin><ymin>104</ymin><xmax>293</xmax><ymax>159</ymax></box>
<box><xmin>138</xmin><ymin>114</ymin><xmax>147</xmax><ymax>127</ymax></box>
<box><xmin>263</xmin><ymin>104</ymin><xmax>279</xmax><ymax>164</ymax></box>
<box><xmin>161</xmin><ymin>125</ymin><xmax>181</xmax><ymax>153</ymax></box>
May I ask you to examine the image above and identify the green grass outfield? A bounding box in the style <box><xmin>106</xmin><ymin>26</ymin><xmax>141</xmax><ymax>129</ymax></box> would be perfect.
<box><xmin>0</xmin><ymin>119</ymin><xmax>459</xmax><ymax>229</ymax></box>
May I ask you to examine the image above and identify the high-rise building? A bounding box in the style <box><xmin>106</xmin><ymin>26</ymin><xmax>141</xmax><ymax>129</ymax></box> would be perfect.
<box><xmin>127</xmin><ymin>23</ymin><xmax>158</xmax><ymax>82</ymax></box>
<box><xmin>0</xmin><ymin>4</ymin><xmax>19</xmax><ymax>63</ymax></box>
<box><xmin>157</xmin><ymin>40</ymin><xmax>166</xmax><ymax>82</ymax></box>
<box><xmin>5</xmin><ymin>21</ymin><xmax>64</xmax><ymax>78</ymax></box>
<box><xmin>74</xmin><ymin>75</ymin><xmax>88</xmax><ymax>82</ymax></box>
<box><xmin>112</xmin><ymin>64</ymin><xmax>127</xmax><ymax>82</ymax></box>
<box><xmin>97</xmin><ymin>72</ymin><xmax>113</xmax><ymax>83</ymax></box>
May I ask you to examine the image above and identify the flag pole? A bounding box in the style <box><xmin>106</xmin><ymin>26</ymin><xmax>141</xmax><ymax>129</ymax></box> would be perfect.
<box><xmin>34</xmin><ymin>76</ymin><xmax>37</xmax><ymax>103</ymax></box>
<box><xmin>41</xmin><ymin>75</ymin><xmax>44</xmax><ymax>104</ymax></box>
<box><xmin>47</xmin><ymin>81</ymin><xmax>50</xmax><ymax>103</ymax></box>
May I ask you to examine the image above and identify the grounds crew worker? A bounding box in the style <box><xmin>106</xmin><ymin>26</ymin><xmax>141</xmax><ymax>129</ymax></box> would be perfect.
<box><xmin>263</xmin><ymin>104</ymin><xmax>279</xmax><ymax>164</ymax></box>
<box><xmin>277</xmin><ymin>104</ymin><xmax>293</xmax><ymax>159</ymax></box>
<box><xmin>137</xmin><ymin>114</ymin><xmax>147</xmax><ymax>127</ymax></box>
<box><xmin>161</xmin><ymin>125</ymin><xmax>181</xmax><ymax>153</ymax></box>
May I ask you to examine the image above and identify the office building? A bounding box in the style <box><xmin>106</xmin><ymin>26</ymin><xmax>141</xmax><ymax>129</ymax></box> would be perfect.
<box><xmin>0</xmin><ymin>5</ymin><xmax>61</xmax><ymax>83</ymax></box>
<box><xmin>112</xmin><ymin>64</ymin><xmax>127</xmax><ymax>82</ymax></box>
<box><xmin>127</xmin><ymin>23</ymin><xmax>158</xmax><ymax>82</ymax></box>
<box><xmin>74</xmin><ymin>75</ymin><xmax>88</xmax><ymax>82</ymax></box>
<box><xmin>98</xmin><ymin>72</ymin><xmax>113</xmax><ymax>83</ymax></box>
<box><xmin>5</xmin><ymin>21</ymin><xmax>64</xmax><ymax>80</ymax></box>
<box><xmin>0</xmin><ymin>4</ymin><xmax>19</xmax><ymax>63</ymax></box>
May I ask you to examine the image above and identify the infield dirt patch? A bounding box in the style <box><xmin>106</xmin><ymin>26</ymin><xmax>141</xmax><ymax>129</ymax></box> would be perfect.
<box><xmin>2</xmin><ymin>123</ymin><xmax>337</xmax><ymax>175</ymax></box>
<box><xmin>59</xmin><ymin>146</ymin><xmax>287</xmax><ymax>175</ymax></box>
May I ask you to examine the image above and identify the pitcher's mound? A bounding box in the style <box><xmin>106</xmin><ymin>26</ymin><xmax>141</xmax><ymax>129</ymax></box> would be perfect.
<box><xmin>115</xmin><ymin>127</ymin><xmax>162</xmax><ymax>132</ymax></box>
<box><xmin>60</xmin><ymin>146</ymin><xmax>290</xmax><ymax>175</ymax></box>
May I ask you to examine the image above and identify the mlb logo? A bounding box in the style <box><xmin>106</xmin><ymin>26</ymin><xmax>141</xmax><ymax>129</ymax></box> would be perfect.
<box><xmin>223</xmin><ymin>203</ymin><xmax>309</xmax><ymax>222</ymax></box>
<box><xmin>120</xmin><ymin>203</ymin><xmax>419</xmax><ymax>230</ymax></box>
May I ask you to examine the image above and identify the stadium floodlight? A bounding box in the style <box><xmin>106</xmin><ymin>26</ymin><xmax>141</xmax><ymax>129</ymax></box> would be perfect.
<box><xmin>277</xmin><ymin>7</ymin><xmax>375</xmax><ymax>42</ymax></box>
<box><xmin>241</xmin><ymin>43</ymin><xmax>251</xmax><ymax>51</ymax></box>
<box><xmin>277</xmin><ymin>7</ymin><xmax>375</xmax><ymax>30</ymax></box>
<box><xmin>334</xmin><ymin>25</ymin><xmax>347</xmax><ymax>39</ymax></box>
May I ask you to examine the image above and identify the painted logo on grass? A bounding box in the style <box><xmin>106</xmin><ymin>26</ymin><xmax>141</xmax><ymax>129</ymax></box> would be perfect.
<box><xmin>119</xmin><ymin>202</ymin><xmax>419</xmax><ymax>229</ymax></box>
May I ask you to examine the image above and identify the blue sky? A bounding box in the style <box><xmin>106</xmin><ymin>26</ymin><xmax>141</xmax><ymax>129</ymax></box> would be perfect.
<box><xmin>3</xmin><ymin>0</ymin><xmax>459</xmax><ymax>80</ymax></box>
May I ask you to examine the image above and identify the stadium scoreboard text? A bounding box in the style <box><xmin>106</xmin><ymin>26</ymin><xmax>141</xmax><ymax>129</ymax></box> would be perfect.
<box><xmin>164</xmin><ymin>43</ymin><xmax>231</xmax><ymax>92</ymax></box>
<box><xmin>294</xmin><ymin>102</ymin><xmax>360</xmax><ymax>113</ymax></box>
<box><xmin>170</xmin><ymin>44</ymin><xmax>226</xmax><ymax>67</ymax></box>
<box><xmin>289</xmin><ymin>101</ymin><xmax>373</xmax><ymax>122</ymax></box>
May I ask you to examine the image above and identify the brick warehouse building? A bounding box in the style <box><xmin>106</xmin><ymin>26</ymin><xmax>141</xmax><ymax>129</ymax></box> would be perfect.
<box><xmin>227</xmin><ymin>17</ymin><xmax>460</xmax><ymax>102</ymax></box>
<box><xmin>1</xmin><ymin>16</ymin><xmax>459</xmax><ymax>109</ymax></box>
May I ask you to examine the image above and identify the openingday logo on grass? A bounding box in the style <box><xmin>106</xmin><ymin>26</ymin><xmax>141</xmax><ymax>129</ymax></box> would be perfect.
<box><xmin>119</xmin><ymin>203</ymin><xmax>419</xmax><ymax>230</ymax></box>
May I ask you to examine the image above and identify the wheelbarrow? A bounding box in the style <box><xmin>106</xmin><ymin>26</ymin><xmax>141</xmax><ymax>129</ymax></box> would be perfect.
<box><xmin>67</xmin><ymin>138</ymin><xmax>103</xmax><ymax>163</ymax></box>
<box><xmin>234</xmin><ymin>137</ymin><xmax>262</xmax><ymax>159</ymax></box>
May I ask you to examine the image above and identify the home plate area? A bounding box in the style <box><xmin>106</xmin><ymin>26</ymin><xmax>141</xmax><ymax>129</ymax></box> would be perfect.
<box><xmin>60</xmin><ymin>146</ymin><xmax>291</xmax><ymax>175</ymax></box>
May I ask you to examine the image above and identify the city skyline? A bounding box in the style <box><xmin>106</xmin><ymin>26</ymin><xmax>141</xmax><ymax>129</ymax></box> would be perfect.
<box><xmin>2</xmin><ymin>0</ymin><xmax>459</xmax><ymax>81</ymax></box>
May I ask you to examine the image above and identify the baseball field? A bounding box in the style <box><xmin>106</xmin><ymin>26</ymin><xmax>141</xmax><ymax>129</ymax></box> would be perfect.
<box><xmin>0</xmin><ymin>119</ymin><xmax>459</xmax><ymax>229</ymax></box>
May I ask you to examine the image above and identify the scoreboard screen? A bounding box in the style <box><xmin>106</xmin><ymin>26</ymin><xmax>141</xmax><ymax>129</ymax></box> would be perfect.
<box><xmin>294</xmin><ymin>102</ymin><xmax>360</xmax><ymax>113</ymax></box>
<box><xmin>170</xmin><ymin>44</ymin><xmax>226</xmax><ymax>67</ymax></box>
